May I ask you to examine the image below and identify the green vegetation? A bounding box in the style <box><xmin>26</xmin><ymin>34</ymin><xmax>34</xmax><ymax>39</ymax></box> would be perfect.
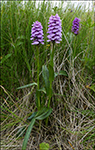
<box><xmin>1</xmin><ymin>1</ymin><xmax>95</xmax><ymax>150</ymax></box>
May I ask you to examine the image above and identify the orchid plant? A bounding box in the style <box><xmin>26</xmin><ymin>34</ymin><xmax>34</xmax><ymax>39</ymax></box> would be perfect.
<box><xmin>72</xmin><ymin>17</ymin><xmax>80</xmax><ymax>35</ymax></box>
<box><xmin>17</xmin><ymin>14</ymin><xmax>66</xmax><ymax>150</ymax></box>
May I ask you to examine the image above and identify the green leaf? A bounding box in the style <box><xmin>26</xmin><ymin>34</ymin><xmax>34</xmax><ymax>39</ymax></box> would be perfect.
<box><xmin>54</xmin><ymin>70</ymin><xmax>68</xmax><ymax>78</ymax></box>
<box><xmin>35</xmin><ymin>107</ymin><xmax>52</xmax><ymax>120</ymax></box>
<box><xmin>17</xmin><ymin>82</ymin><xmax>37</xmax><ymax>89</ymax></box>
<box><xmin>27</xmin><ymin>112</ymin><xmax>37</xmax><ymax>120</ymax></box>
<box><xmin>22</xmin><ymin>118</ymin><xmax>35</xmax><ymax>150</ymax></box>
<box><xmin>89</xmin><ymin>84</ymin><xmax>95</xmax><ymax>92</ymax></box>
<box><xmin>0</xmin><ymin>54</ymin><xmax>12</xmax><ymax>64</ymax></box>
<box><xmin>48</xmin><ymin>64</ymin><xmax>54</xmax><ymax>83</ymax></box>
<box><xmin>39</xmin><ymin>142</ymin><xmax>49</xmax><ymax>150</ymax></box>
<box><xmin>59</xmin><ymin>70</ymin><xmax>68</xmax><ymax>76</ymax></box>
<box><xmin>35</xmin><ymin>107</ymin><xmax>47</xmax><ymax>118</ymax></box>
<box><xmin>42</xmin><ymin>65</ymin><xmax>50</xmax><ymax>96</ymax></box>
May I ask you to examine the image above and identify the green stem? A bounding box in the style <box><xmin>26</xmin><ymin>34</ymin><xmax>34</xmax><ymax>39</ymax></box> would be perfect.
<box><xmin>50</xmin><ymin>42</ymin><xmax>55</xmax><ymax>67</ymax></box>
<box><xmin>48</xmin><ymin>42</ymin><xmax>55</xmax><ymax>108</ymax></box>
<box><xmin>36</xmin><ymin>46</ymin><xmax>41</xmax><ymax>129</ymax></box>
<box><xmin>37</xmin><ymin>46</ymin><xmax>40</xmax><ymax>110</ymax></box>
<box><xmin>73</xmin><ymin>35</ymin><xmax>76</xmax><ymax>58</ymax></box>
<box><xmin>46</xmin><ymin>43</ymin><xmax>55</xmax><ymax>126</ymax></box>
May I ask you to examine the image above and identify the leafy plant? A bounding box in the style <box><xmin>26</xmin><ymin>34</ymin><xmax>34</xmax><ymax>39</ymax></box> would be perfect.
<box><xmin>39</xmin><ymin>142</ymin><xmax>50</xmax><ymax>150</ymax></box>
<box><xmin>22</xmin><ymin>107</ymin><xmax>52</xmax><ymax>150</ymax></box>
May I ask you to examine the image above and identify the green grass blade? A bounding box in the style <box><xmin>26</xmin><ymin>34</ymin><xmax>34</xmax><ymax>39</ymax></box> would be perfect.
<box><xmin>1</xmin><ymin>105</ymin><xmax>22</xmax><ymax>122</ymax></box>
<box><xmin>54</xmin><ymin>70</ymin><xmax>68</xmax><ymax>78</ymax></box>
<box><xmin>27</xmin><ymin>112</ymin><xmax>37</xmax><ymax>121</ymax></box>
<box><xmin>35</xmin><ymin>108</ymin><xmax>52</xmax><ymax>120</ymax></box>
<box><xmin>22</xmin><ymin>118</ymin><xmax>35</xmax><ymax>150</ymax></box>
<box><xmin>35</xmin><ymin>107</ymin><xmax>47</xmax><ymax>118</ymax></box>
<box><xmin>0</xmin><ymin>54</ymin><xmax>12</xmax><ymax>64</ymax></box>
<box><xmin>17</xmin><ymin>82</ymin><xmax>37</xmax><ymax>89</ymax></box>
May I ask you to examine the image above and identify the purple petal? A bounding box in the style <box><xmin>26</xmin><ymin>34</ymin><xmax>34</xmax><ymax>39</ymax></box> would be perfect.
<box><xmin>53</xmin><ymin>29</ymin><xmax>59</xmax><ymax>32</ymax></box>
<box><xmin>55</xmin><ymin>41</ymin><xmax>60</xmax><ymax>44</ymax></box>
<box><xmin>47</xmin><ymin>40</ymin><xmax>51</xmax><ymax>42</ymax></box>
<box><xmin>30</xmin><ymin>38</ymin><xmax>34</xmax><ymax>40</ymax></box>
<box><xmin>32</xmin><ymin>41</ymin><xmax>39</xmax><ymax>45</ymax></box>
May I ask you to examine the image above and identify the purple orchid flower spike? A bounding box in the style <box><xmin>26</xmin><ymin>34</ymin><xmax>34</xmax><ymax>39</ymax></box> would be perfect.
<box><xmin>47</xmin><ymin>14</ymin><xmax>62</xmax><ymax>44</ymax></box>
<box><xmin>72</xmin><ymin>17</ymin><xmax>80</xmax><ymax>35</ymax></box>
<box><xmin>30</xmin><ymin>21</ymin><xmax>44</xmax><ymax>45</ymax></box>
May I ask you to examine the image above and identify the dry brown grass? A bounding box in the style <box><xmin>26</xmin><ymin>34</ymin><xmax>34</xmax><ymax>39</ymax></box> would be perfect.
<box><xmin>1</xmin><ymin>50</ymin><xmax>95</xmax><ymax>150</ymax></box>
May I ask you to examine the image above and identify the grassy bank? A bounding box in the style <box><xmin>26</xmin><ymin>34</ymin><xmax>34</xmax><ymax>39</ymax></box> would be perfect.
<box><xmin>1</xmin><ymin>1</ymin><xmax>95</xmax><ymax>150</ymax></box>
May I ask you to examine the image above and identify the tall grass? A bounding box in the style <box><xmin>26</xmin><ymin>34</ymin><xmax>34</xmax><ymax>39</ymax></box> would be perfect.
<box><xmin>1</xmin><ymin>1</ymin><xmax>95</xmax><ymax>150</ymax></box>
